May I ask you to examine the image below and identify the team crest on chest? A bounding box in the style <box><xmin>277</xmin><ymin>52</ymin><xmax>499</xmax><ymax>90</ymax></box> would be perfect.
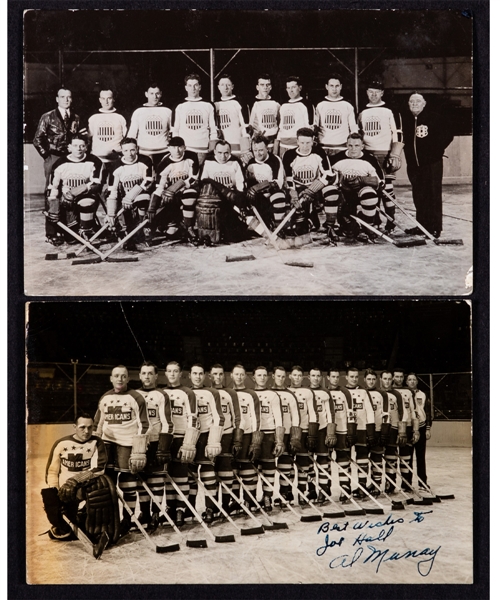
<box><xmin>416</xmin><ymin>124</ymin><xmax>428</xmax><ymax>138</ymax></box>
<box><xmin>145</xmin><ymin>116</ymin><xmax>163</xmax><ymax>136</ymax></box>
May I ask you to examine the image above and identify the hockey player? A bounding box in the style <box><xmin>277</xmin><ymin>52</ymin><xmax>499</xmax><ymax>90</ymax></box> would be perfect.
<box><xmin>326</xmin><ymin>368</ymin><xmax>356</xmax><ymax>501</ymax></box>
<box><xmin>248</xmin><ymin>74</ymin><xmax>281</xmax><ymax>150</ymax></box>
<box><xmin>136</xmin><ymin>361</ymin><xmax>174</xmax><ymax>530</ymax></box>
<box><xmin>253</xmin><ymin>366</ymin><xmax>285</xmax><ymax>511</ymax></box>
<box><xmin>392</xmin><ymin>369</ymin><xmax>420</xmax><ymax>491</ymax></box>
<box><xmin>106</xmin><ymin>137</ymin><xmax>154</xmax><ymax>251</ymax></box>
<box><xmin>288</xmin><ymin>365</ymin><xmax>318</xmax><ymax>503</ymax></box>
<box><xmin>172</xmin><ymin>73</ymin><xmax>218</xmax><ymax>165</ymax></box>
<box><xmin>215</xmin><ymin>74</ymin><xmax>251</xmax><ymax>161</ymax></box>
<box><xmin>93</xmin><ymin>365</ymin><xmax>150</xmax><ymax>537</ymax></box>
<box><xmin>276</xmin><ymin>76</ymin><xmax>314</xmax><ymax>157</ymax></box>
<box><xmin>309</xmin><ymin>368</ymin><xmax>337</xmax><ymax>504</ymax></box>
<box><xmin>209</xmin><ymin>364</ymin><xmax>242</xmax><ymax>514</ymax></box>
<box><xmin>314</xmin><ymin>74</ymin><xmax>358</xmax><ymax>157</ymax></box>
<box><xmin>229</xmin><ymin>364</ymin><xmax>262</xmax><ymax>512</ymax></box>
<box><xmin>245</xmin><ymin>134</ymin><xmax>288</xmax><ymax>229</ymax></box>
<box><xmin>363</xmin><ymin>369</ymin><xmax>387</xmax><ymax>495</ymax></box>
<box><xmin>87</xmin><ymin>89</ymin><xmax>128</xmax><ymax>179</ymax></box>
<box><xmin>270</xmin><ymin>367</ymin><xmax>301</xmax><ymax>507</ymax></box>
<box><xmin>34</xmin><ymin>87</ymin><xmax>84</xmax><ymax>190</ymax></box>
<box><xmin>163</xmin><ymin>361</ymin><xmax>198</xmax><ymax>527</ymax></box>
<box><xmin>188</xmin><ymin>364</ymin><xmax>224</xmax><ymax>523</ymax></box>
<box><xmin>282</xmin><ymin>127</ymin><xmax>337</xmax><ymax>235</ymax></box>
<box><xmin>358</xmin><ymin>80</ymin><xmax>403</xmax><ymax>231</ymax></box>
<box><xmin>128</xmin><ymin>84</ymin><xmax>172</xmax><ymax>170</ymax></box>
<box><xmin>328</xmin><ymin>132</ymin><xmax>384</xmax><ymax>238</ymax></box>
<box><xmin>343</xmin><ymin>367</ymin><xmax>375</xmax><ymax>498</ymax></box>
<box><xmin>406</xmin><ymin>372</ymin><xmax>432</xmax><ymax>486</ymax></box>
<box><xmin>45</xmin><ymin>134</ymin><xmax>104</xmax><ymax>245</ymax></box>
<box><xmin>42</xmin><ymin>412</ymin><xmax>115</xmax><ymax>542</ymax></box>
<box><xmin>147</xmin><ymin>136</ymin><xmax>200</xmax><ymax>241</ymax></box>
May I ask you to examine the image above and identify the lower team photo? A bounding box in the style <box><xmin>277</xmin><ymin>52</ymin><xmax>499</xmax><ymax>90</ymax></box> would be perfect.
<box><xmin>25</xmin><ymin>300</ymin><xmax>473</xmax><ymax>585</ymax></box>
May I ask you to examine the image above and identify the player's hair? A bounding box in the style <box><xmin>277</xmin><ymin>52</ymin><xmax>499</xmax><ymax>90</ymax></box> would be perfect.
<box><xmin>215</xmin><ymin>139</ymin><xmax>231</xmax><ymax>150</ymax></box>
<box><xmin>291</xmin><ymin>365</ymin><xmax>303</xmax><ymax>374</ymax></box>
<box><xmin>57</xmin><ymin>87</ymin><xmax>72</xmax><ymax>96</ymax></box>
<box><xmin>328</xmin><ymin>367</ymin><xmax>340</xmax><ymax>376</ymax></box>
<box><xmin>218</xmin><ymin>73</ymin><xmax>233</xmax><ymax>84</ymax></box>
<box><xmin>326</xmin><ymin>73</ymin><xmax>343</xmax><ymax>85</ymax></box>
<box><xmin>190</xmin><ymin>363</ymin><xmax>205</xmax><ymax>372</ymax></box>
<box><xmin>232</xmin><ymin>363</ymin><xmax>246</xmax><ymax>372</ymax></box>
<box><xmin>273</xmin><ymin>366</ymin><xmax>286</xmax><ymax>374</ymax></box>
<box><xmin>347</xmin><ymin>132</ymin><xmax>364</xmax><ymax>143</ymax></box>
<box><xmin>140</xmin><ymin>361</ymin><xmax>158</xmax><ymax>374</ymax></box>
<box><xmin>406</xmin><ymin>372</ymin><xmax>417</xmax><ymax>378</ymax></box>
<box><xmin>347</xmin><ymin>367</ymin><xmax>359</xmax><ymax>375</ymax></box>
<box><xmin>254</xmin><ymin>366</ymin><xmax>268</xmax><ymax>374</ymax></box>
<box><xmin>99</xmin><ymin>87</ymin><xmax>115</xmax><ymax>96</ymax></box>
<box><xmin>257</xmin><ymin>74</ymin><xmax>272</xmax><ymax>83</ymax></box>
<box><xmin>166</xmin><ymin>361</ymin><xmax>181</xmax><ymax>369</ymax></box>
<box><xmin>70</xmin><ymin>133</ymin><xmax>88</xmax><ymax>145</ymax></box>
<box><xmin>296</xmin><ymin>127</ymin><xmax>314</xmax><ymax>139</ymax></box>
<box><xmin>74</xmin><ymin>411</ymin><xmax>93</xmax><ymax>424</ymax></box>
<box><xmin>185</xmin><ymin>73</ymin><xmax>201</xmax><ymax>85</ymax></box>
<box><xmin>380</xmin><ymin>370</ymin><xmax>393</xmax><ymax>378</ymax></box>
<box><xmin>210</xmin><ymin>363</ymin><xmax>224</xmax><ymax>372</ymax></box>
<box><xmin>112</xmin><ymin>364</ymin><xmax>128</xmax><ymax>373</ymax></box>
<box><xmin>393</xmin><ymin>367</ymin><xmax>405</xmax><ymax>375</ymax></box>
<box><xmin>169</xmin><ymin>136</ymin><xmax>186</xmax><ymax>147</ymax></box>
<box><xmin>286</xmin><ymin>75</ymin><xmax>302</xmax><ymax>86</ymax></box>
<box><xmin>252</xmin><ymin>134</ymin><xmax>269</xmax><ymax>147</ymax></box>
<box><xmin>309</xmin><ymin>367</ymin><xmax>322</xmax><ymax>374</ymax></box>
<box><xmin>120</xmin><ymin>137</ymin><xmax>138</xmax><ymax>147</ymax></box>
<box><xmin>364</xmin><ymin>368</ymin><xmax>377</xmax><ymax>378</ymax></box>
<box><xmin>146</xmin><ymin>83</ymin><xmax>162</xmax><ymax>91</ymax></box>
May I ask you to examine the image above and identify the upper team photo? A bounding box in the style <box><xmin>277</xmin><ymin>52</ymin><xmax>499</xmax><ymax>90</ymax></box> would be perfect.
<box><xmin>23</xmin><ymin>9</ymin><xmax>473</xmax><ymax>296</ymax></box>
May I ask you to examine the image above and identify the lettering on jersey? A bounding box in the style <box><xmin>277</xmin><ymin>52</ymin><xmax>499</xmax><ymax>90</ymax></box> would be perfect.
<box><xmin>222</xmin><ymin>405</ymin><xmax>228</xmax><ymax>413</ymax></box>
<box><xmin>335</xmin><ymin>403</ymin><xmax>344</xmax><ymax>412</ymax></box>
<box><xmin>261</xmin><ymin>405</ymin><xmax>270</xmax><ymax>414</ymax></box>
<box><xmin>390</xmin><ymin>401</ymin><xmax>396</xmax><ymax>411</ymax></box>
<box><xmin>404</xmin><ymin>400</ymin><xmax>410</xmax><ymax>408</ymax></box>
<box><xmin>416</xmin><ymin>398</ymin><xmax>423</xmax><ymax>405</ymax></box>
<box><xmin>97</xmin><ymin>123</ymin><xmax>114</xmax><ymax>142</ymax></box>
<box><xmin>282</xmin><ymin>113</ymin><xmax>296</xmax><ymax>130</ymax></box>
<box><xmin>65</xmin><ymin>175</ymin><xmax>88</xmax><ymax>189</ymax></box>
<box><xmin>219</xmin><ymin>111</ymin><xmax>231</xmax><ymax>128</ymax></box>
<box><xmin>294</xmin><ymin>166</ymin><xmax>316</xmax><ymax>184</ymax></box>
<box><xmin>198</xmin><ymin>405</ymin><xmax>209</xmax><ymax>414</ymax></box>
<box><xmin>148</xmin><ymin>408</ymin><xmax>157</xmax><ymax>418</ymax></box>
<box><xmin>354</xmin><ymin>402</ymin><xmax>363</xmax><ymax>410</ymax></box>
<box><xmin>61</xmin><ymin>455</ymin><xmax>92</xmax><ymax>471</ymax></box>
<box><xmin>214</xmin><ymin>172</ymin><xmax>233</xmax><ymax>187</ymax></box>
<box><xmin>325</xmin><ymin>110</ymin><xmax>342</xmax><ymax>129</ymax></box>
<box><xmin>282</xmin><ymin>405</ymin><xmax>289</xmax><ymax>413</ymax></box>
<box><xmin>145</xmin><ymin>116</ymin><xmax>164</xmax><ymax>136</ymax></box>
<box><xmin>261</xmin><ymin>109</ymin><xmax>277</xmax><ymax>128</ymax></box>
<box><xmin>186</xmin><ymin>111</ymin><xmax>204</xmax><ymax>130</ymax></box>
<box><xmin>105</xmin><ymin>406</ymin><xmax>132</xmax><ymax>423</ymax></box>
<box><xmin>172</xmin><ymin>406</ymin><xmax>184</xmax><ymax>416</ymax></box>
<box><xmin>416</xmin><ymin>124</ymin><xmax>428</xmax><ymax>138</ymax></box>
<box><xmin>241</xmin><ymin>406</ymin><xmax>248</xmax><ymax>414</ymax></box>
<box><xmin>298</xmin><ymin>402</ymin><xmax>305</xmax><ymax>410</ymax></box>
<box><xmin>317</xmin><ymin>405</ymin><xmax>323</xmax><ymax>412</ymax></box>
<box><xmin>363</xmin><ymin>117</ymin><xmax>382</xmax><ymax>136</ymax></box>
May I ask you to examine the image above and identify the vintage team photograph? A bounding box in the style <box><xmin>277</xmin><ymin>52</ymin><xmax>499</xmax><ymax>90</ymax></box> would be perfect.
<box><xmin>23</xmin><ymin>9</ymin><xmax>473</xmax><ymax>296</ymax></box>
<box><xmin>25</xmin><ymin>300</ymin><xmax>472</xmax><ymax>586</ymax></box>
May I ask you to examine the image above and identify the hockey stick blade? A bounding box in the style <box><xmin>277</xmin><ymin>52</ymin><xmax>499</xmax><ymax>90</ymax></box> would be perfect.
<box><xmin>214</xmin><ymin>534</ymin><xmax>236</xmax><ymax>543</ymax></box>
<box><xmin>186</xmin><ymin>539</ymin><xmax>209</xmax><ymax>548</ymax></box>
<box><xmin>241</xmin><ymin>525</ymin><xmax>265</xmax><ymax>535</ymax></box>
<box><xmin>343</xmin><ymin>508</ymin><xmax>366</xmax><ymax>516</ymax></box>
<box><xmin>106</xmin><ymin>257</ymin><xmax>139</xmax><ymax>263</ymax></box>
<box><xmin>45</xmin><ymin>251</ymin><xmax>77</xmax><ymax>260</ymax></box>
<box><xmin>284</xmin><ymin>261</ymin><xmax>314</xmax><ymax>268</ymax></box>
<box><xmin>263</xmin><ymin>522</ymin><xmax>289</xmax><ymax>530</ymax></box>
<box><xmin>93</xmin><ymin>532</ymin><xmax>110</xmax><ymax>559</ymax></box>
<box><xmin>437</xmin><ymin>493</ymin><xmax>455</xmax><ymax>500</ymax></box>
<box><xmin>300</xmin><ymin>514</ymin><xmax>323</xmax><ymax>522</ymax></box>
<box><xmin>72</xmin><ymin>257</ymin><xmax>102</xmax><ymax>265</ymax></box>
<box><xmin>156</xmin><ymin>542</ymin><xmax>181</xmax><ymax>553</ymax></box>
<box><xmin>323</xmin><ymin>510</ymin><xmax>346</xmax><ymax>519</ymax></box>
<box><xmin>391</xmin><ymin>501</ymin><xmax>406</xmax><ymax>511</ymax></box>
<box><xmin>364</xmin><ymin>507</ymin><xmax>385</xmax><ymax>515</ymax></box>
<box><xmin>226</xmin><ymin>254</ymin><xmax>256</xmax><ymax>262</ymax></box>
<box><xmin>413</xmin><ymin>497</ymin><xmax>433</xmax><ymax>505</ymax></box>
<box><xmin>434</xmin><ymin>238</ymin><xmax>463</xmax><ymax>246</ymax></box>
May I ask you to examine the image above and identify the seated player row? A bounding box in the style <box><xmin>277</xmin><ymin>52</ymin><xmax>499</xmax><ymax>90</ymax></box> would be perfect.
<box><xmin>43</xmin><ymin>362</ymin><xmax>431</xmax><ymax>546</ymax></box>
<box><xmin>44</xmin><ymin>128</ymin><xmax>393</xmax><ymax>248</ymax></box>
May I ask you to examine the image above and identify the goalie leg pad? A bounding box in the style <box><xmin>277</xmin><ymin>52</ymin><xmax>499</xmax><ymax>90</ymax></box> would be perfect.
<box><xmin>41</xmin><ymin>487</ymin><xmax>71</xmax><ymax>532</ymax></box>
<box><xmin>84</xmin><ymin>474</ymin><xmax>120</xmax><ymax>544</ymax></box>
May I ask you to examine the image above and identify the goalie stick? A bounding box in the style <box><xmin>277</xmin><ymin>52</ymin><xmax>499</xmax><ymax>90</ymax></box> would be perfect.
<box><xmin>61</xmin><ymin>514</ymin><xmax>109</xmax><ymax>560</ymax></box>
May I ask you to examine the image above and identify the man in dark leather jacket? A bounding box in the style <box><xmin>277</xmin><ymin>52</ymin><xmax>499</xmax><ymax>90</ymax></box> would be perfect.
<box><xmin>33</xmin><ymin>88</ymin><xmax>83</xmax><ymax>190</ymax></box>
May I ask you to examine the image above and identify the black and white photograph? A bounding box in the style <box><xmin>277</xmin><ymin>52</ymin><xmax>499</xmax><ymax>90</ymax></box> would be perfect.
<box><xmin>23</xmin><ymin>8</ymin><xmax>473</xmax><ymax>297</ymax></box>
<box><xmin>25</xmin><ymin>300</ymin><xmax>473</xmax><ymax>586</ymax></box>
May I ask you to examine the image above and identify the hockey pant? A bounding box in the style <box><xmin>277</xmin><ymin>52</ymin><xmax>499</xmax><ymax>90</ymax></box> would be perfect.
<box><xmin>353</xmin><ymin>439</ymin><xmax>369</xmax><ymax>490</ymax></box>
<box><xmin>295</xmin><ymin>447</ymin><xmax>313</xmax><ymax>496</ymax></box>
<box><xmin>399</xmin><ymin>428</ymin><xmax>414</xmax><ymax>490</ymax></box>
<box><xmin>215</xmin><ymin>433</ymin><xmax>235</xmax><ymax>510</ymax></box>
<box><xmin>384</xmin><ymin>430</ymin><xmax>399</xmax><ymax>492</ymax></box>
<box><xmin>167</xmin><ymin>459</ymin><xmax>190</xmax><ymax>514</ymax></box>
<box><xmin>252</xmin><ymin>189</ymin><xmax>289</xmax><ymax>229</ymax></box>
<box><xmin>117</xmin><ymin>472</ymin><xmax>139</xmax><ymax>517</ymax></box>
<box><xmin>315</xmin><ymin>428</ymin><xmax>332</xmax><ymax>497</ymax></box>
<box><xmin>369</xmin><ymin>445</ymin><xmax>385</xmax><ymax>487</ymax></box>
<box><xmin>276</xmin><ymin>435</ymin><xmax>293</xmax><ymax>498</ymax></box>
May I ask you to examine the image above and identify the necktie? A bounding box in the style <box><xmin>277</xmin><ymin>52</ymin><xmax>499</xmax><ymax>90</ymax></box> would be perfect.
<box><xmin>64</xmin><ymin>110</ymin><xmax>70</xmax><ymax>128</ymax></box>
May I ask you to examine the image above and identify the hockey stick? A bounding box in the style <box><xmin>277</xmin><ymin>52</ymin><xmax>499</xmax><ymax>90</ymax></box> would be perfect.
<box><xmin>293</xmin><ymin>462</ymin><xmax>346</xmax><ymax>518</ymax></box>
<box><xmin>233</xmin><ymin>472</ymin><xmax>289</xmax><ymax>530</ymax></box>
<box><xmin>313</xmin><ymin>460</ymin><xmax>366</xmax><ymax>516</ymax></box>
<box><xmin>217</xmin><ymin>477</ymin><xmax>266</xmax><ymax>534</ymax></box>
<box><xmin>346</xmin><ymin>456</ymin><xmax>397</xmax><ymax>513</ymax></box>
<box><xmin>115</xmin><ymin>485</ymin><xmax>178</xmax><ymax>553</ymax></box>
<box><xmin>61</xmin><ymin>514</ymin><xmax>109</xmax><ymax>559</ymax></box>
<box><xmin>332</xmin><ymin>459</ymin><xmax>385</xmax><ymax>515</ymax></box>
<box><xmin>164</xmin><ymin>472</ymin><xmax>235</xmax><ymax>543</ymax></box>
<box><xmin>137</xmin><ymin>475</ymin><xmax>201</xmax><ymax>549</ymax></box>
<box><xmin>388</xmin><ymin>192</ymin><xmax>463</xmax><ymax>245</ymax></box>
<box><xmin>381</xmin><ymin>456</ymin><xmax>432</xmax><ymax>506</ymax></box>
<box><xmin>351</xmin><ymin>215</ymin><xmax>426</xmax><ymax>248</ymax></box>
<box><xmin>398</xmin><ymin>456</ymin><xmax>454</xmax><ymax>500</ymax></box>
<box><xmin>276</xmin><ymin>466</ymin><xmax>326</xmax><ymax>521</ymax></box>
<box><xmin>270</xmin><ymin>207</ymin><xmax>297</xmax><ymax>240</ymax></box>
<box><xmin>52</xmin><ymin>218</ymin><xmax>106</xmax><ymax>259</ymax></box>
<box><xmin>367</xmin><ymin>458</ymin><xmax>411</xmax><ymax>510</ymax></box>
<box><xmin>188</xmin><ymin>467</ymin><xmax>264</xmax><ymax>536</ymax></box>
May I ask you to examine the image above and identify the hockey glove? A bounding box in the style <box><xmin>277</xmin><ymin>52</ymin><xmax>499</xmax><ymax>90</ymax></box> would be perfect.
<box><xmin>156</xmin><ymin>432</ymin><xmax>173</xmax><ymax>468</ymax></box>
<box><xmin>232</xmin><ymin>427</ymin><xmax>244</xmax><ymax>458</ymax></box>
<box><xmin>129</xmin><ymin>434</ymin><xmax>148</xmax><ymax>473</ymax></box>
<box><xmin>61</xmin><ymin>186</ymin><xmax>75</xmax><ymax>203</ymax></box>
<box><xmin>306</xmin><ymin>421</ymin><xmax>319</xmax><ymax>451</ymax></box>
<box><xmin>346</xmin><ymin>422</ymin><xmax>357</xmax><ymax>447</ymax></box>
<box><xmin>205</xmin><ymin>425</ymin><xmax>224</xmax><ymax>461</ymax></box>
<box><xmin>248</xmin><ymin>430</ymin><xmax>264</xmax><ymax>462</ymax></box>
<box><xmin>396</xmin><ymin>421</ymin><xmax>407</xmax><ymax>447</ymax></box>
<box><xmin>178</xmin><ymin>427</ymin><xmax>200</xmax><ymax>463</ymax></box>
<box><xmin>84</xmin><ymin>475</ymin><xmax>120</xmax><ymax>542</ymax></box>
<box><xmin>289</xmin><ymin>188</ymin><xmax>300</xmax><ymax>208</ymax></box>
<box><xmin>71</xmin><ymin>183</ymin><xmax>90</xmax><ymax>199</ymax></box>
<box><xmin>298</xmin><ymin>188</ymin><xmax>316</xmax><ymax>207</ymax></box>
<box><xmin>380</xmin><ymin>422</ymin><xmax>391</xmax><ymax>446</ymax></box>
<box><xmin>57</xmin><ymin>478</ymin><xmax>81</xmax><ymax>503</ymax></box>
<box><xmin>366</xmin><ymin>423</ymin><xmax>376</xmax><ymax>447</ymax></box>
<box><xmin>412</xmin><ymin>430</ymin><xmax>420</xmax><ymax>445</ymax></box>
<box><xmin>325</xmin><ymin>422</ymin><xmax>337</xmax><ymax>448</ymax></box>
<box><xmin>247</xmin><ymin>181</ymin><xmax>271</xmax><ymax>202</ymax></box>
<box><xmin>163</xmin><ymin>178</ymin><xmax>186</xmax><ymax>204</ymax></box>
<box><xmin>273</xmin><ymin>426</ymin><xmax>286</xmax><ymax>458</ymax></box>
<box><xmin>289</xmin><ymin>426</ymin><xmax>302</xmax><ymax>454</ymax></box>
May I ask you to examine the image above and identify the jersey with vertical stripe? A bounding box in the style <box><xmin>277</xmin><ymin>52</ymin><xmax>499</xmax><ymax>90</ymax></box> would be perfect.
<box><xmin>245</xmin><ymin>153</ymin><xmax>285</xmax><ymax>188</ymax></box>
<box><xmin>128</xmin><ymin>105</ymin><xmax>172</xmax><ymax>155</ymax></box>
<box><xmin>45</xmin><ymin>434</ymin><xmax>107</xmax><ymax>488</ymax></box>
<box><xmin>272</xmin><ymin>388</ymin><xmax>300</xmax><ymax>433</ymax></box>
<box><xmin>192</xmin><ymin>387</ymin><xmax>224</xmax><ymax>433</ymax></box>
<box><xmin>166</xmin><ymin>385</ymin><xmax>198</xmax><ymax>436</ymax></box>
<box><xmin>386</xmin><ymin>389</ymin><xmax>405</xmax><ymax>430</ymax></box>
<box><xmin>411</xmin><ymin>389</ymin><xmax>432</xmax><ymax>428</ymax></box>
<box><xmin>108</xmin><ymin>155</ymin><xmax>154</xmax><ymax>201</ymax></box>
<box><xmin>365</xmin><ymin>389</ymin><xmax>385</xmax><ymax>431</ymax></box>
<box><xmin>255</xmin><ymin>389</ymin><xmax>283</xmax><ymax>431</ymax></box>
<box><xmin>88</xmin><ymin>109</ymin><xmax>128</xmax><ymax>162</ymax></box>
<box><xmin>392</xmin><ymin>385</ymin><xmax>416</xmax><ymax>424</ymax></box>
<box><xmin>310</xmin><ymin>388</ymin><xmax>333</xmax><ymax>430</ymax></box>
<box><xmin>249</xmin><ymin>98</ymin><xmax>281</xmax><ymax>138</ymax></box>
<box><xmin>216</xmin><ymin>387</ymin><xmax>241</xmax><ymax>433</ymax></box>
<box><xmin>173</xmin><ymin>98</ymin><xmax>218</xmax><ymax>153</ymax></box>
<box><xmin>344</xmin><ymin>386</ymin><xmax>375</xmax><ymax>431</ymax></box>
<box><xmin>94</xmin><ymin>388</ymin><xmax>150</xmax><ymax>446</ymax></box>
<box><xmin>234</xmin><ymin>388</ymin><xmax>261</xmax><ymax>434</ymax></box>
<box><xmin>314</xmin><ymin>97</ymin><xmax>358</xmax><ymax>149</ymax></box>
<box><xmin>288</xmin><ymin>386</ymin><xmax>318</xmax><ymax>430</ymax></box>
<box><xmin>136</xmin><ymin>387</ymin><xmax>174</xmax><ymax>442</ymax></box>
<box><xmin>329</xmin><ymin>387</ymin><xmax>352</xmax><ymax>434</ymax></box>
<box><xmin>277</xmin><ymin>98</ymin><xmax>314</xmax><ymax>148</ymax></box>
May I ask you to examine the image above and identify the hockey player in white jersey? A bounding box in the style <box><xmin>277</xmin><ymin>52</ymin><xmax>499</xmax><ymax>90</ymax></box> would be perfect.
<box><xmin>248</xmin><ymin>74</ymin><xmax>280</xmax><ymax>150</ymax></box>
<box><xmin>215</xmin><ymin>74</ymin><xmax>251</xmax><ymax>162</ymax></box>
<box><xmin>128</xmin><ymin>84</ymin><xmax>172</xmax><ymax>170</ymax></box>
<box><xmin>406</xmin><ymin>372</ymin><xmax>432</xmax><ymax>486</ymax></box>
<box><xmin>276</xmin><ymin>76</ymin><xmax>314</xmax><ymax>157</ymax></box>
